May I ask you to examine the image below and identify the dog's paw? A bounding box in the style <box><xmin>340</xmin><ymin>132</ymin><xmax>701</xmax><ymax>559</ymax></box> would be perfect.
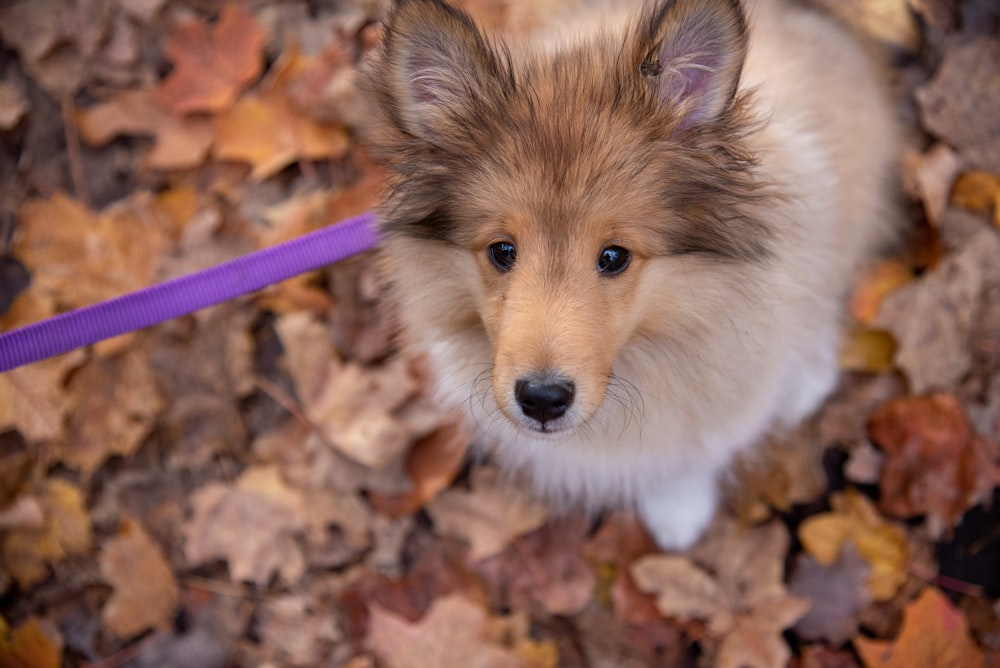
<box><xmin>636</xmin><ymin>472</ymin><xmax>720</xmax><ymax>551</ymax></box>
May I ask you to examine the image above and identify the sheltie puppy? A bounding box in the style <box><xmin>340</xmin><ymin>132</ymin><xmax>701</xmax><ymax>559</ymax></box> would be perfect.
<box><xmin>362</xmin><ymin>0</ymin><xmax>900</xmax><ymax>549</ymax></box>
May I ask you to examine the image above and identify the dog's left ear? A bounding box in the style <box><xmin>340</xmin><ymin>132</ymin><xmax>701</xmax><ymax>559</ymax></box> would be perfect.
<box><xmin>636</xmin><ymin>0</ymin><xmax>748</xmax><ymax>130</ymax></box>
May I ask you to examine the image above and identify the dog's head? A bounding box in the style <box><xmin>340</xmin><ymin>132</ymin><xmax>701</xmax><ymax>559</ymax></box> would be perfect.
<box><xmin>364</xmin><ymin>0</ymin><xmax>773</xmax><ymax>436</ymax></box>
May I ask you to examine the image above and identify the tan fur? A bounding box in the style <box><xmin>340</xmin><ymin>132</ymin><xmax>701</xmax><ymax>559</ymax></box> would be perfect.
<box><xmin>362</xmin><ymin>0</ymin><xmax>900</xmax><ymax>549</ymax></box>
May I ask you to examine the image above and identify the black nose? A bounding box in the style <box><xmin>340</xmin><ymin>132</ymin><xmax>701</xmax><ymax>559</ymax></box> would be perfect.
<box><xmin>515</xmin><ymin>377</ymin><xmax>575</xmax><ymax>424</ymax></box>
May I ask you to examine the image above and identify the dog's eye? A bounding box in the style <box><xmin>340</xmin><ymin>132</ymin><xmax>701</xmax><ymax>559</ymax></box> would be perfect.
<box><xmin>488</xmin><ymin>241</ymin><xmax>517</xmax><ymax>272</ymax></box>
<box><xmin>597</xmin><ymin>246</ymin><xmax>631</xmax><ymax>275</ymax></box>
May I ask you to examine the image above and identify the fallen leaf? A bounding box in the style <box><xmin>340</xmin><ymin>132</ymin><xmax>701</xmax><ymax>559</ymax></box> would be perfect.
<box><xmin>854</xmin><ymin>588</ymin><xmax>984</xmax><ymax>668</ymax></box>
<box><xmin>0</xmin><ymin>352</ymin><xmax>84</xmax><ymax>443</ymax></box>
<box><xmin>256</xmin><ymin>593</ymin><xmax>343</xmax><ymax>667</ymax></box>
<box><xmin>810</xmin><ymin>0</ymin><xmax>919</xmax><ymax>51</ymax></box>
<box><xmin>798</xmin><ymin>489</ymin><xmax>909</xmax><ymax>601</ymax></box>
<box><xmin>915</xmin><ymin>38</ymin><xmax>1000</xmax><ymax>172</ymax></box>
<box><xmin>213</xmin><ymin>47</ymin><xmax>349</xmax><ymax>180</ymax></box>
<box><xmin>426</xmin><ymin>467</ymin><xmax>549</xmax><ymax>561</ymax></box>
<box><xmin>477</xmin><ymin>515</ymin><xmax>596</xmax><ymax>616</ymax></box>
<box><xmin>876</xmin><ymin>227</ymin><xmax>1000</xmax><ymax>394</ymax></box>
<box><xmin>1</xmin><ymin>479</ymin><xmax>93</xmax><ymax>589</ymax></box>
<box><xmin>839</xmin><ymin>328</ymin><xmax>898</xmax><ymax>374</ymax></box>
<box><xmin>902</xmin><ymin>144</ymin><xmax>961</xmax><ymax>226</ymax></box>
<box><xmin>154</xmin><ymin>3</ymin><xmax>265</xmax><ymax>115</ymax></box>
<box><xmin>364</xmin><ymin>594</ymin><xmax>522</xmax><ymax>668</ymax></box>
<box><xmin>0</xmin><ymin>617</ymin><xmax>62</xmax><ymax>668</ymax></box>
<box><xmin>75</xmin><ymin>88</ymin><xmax>214</xmax><ymax>170</ymax></box>
<box><xmin>0</xmin><ymin>82</ymin><xmax>28</xmax><ymax>130</ymax></box>
<box><xmin>183</xmin><ymin>467</ymin><xmax>307</xmax><ymax>586</ymax></box>
<box><xmin>61</xmin><ymin>353</ymin><xmax>162</xmax><ymax>478</ymax></box>
<box><xmin>850</xmin><ymin>261</ymin><xmax>914</xmax><ymax>325</ymax></box>
<box><xmin>951</xmin><ymin>170</ymin><xmax>1000</xmax><ymax>226</ymax></box>
<box><xmin>633</xmin><ymin>519</ymin><xmax>810</xmax><ymax>668</ymax></box>
<box><xmin>99</xmin><ymin>517</ymin><xmax>179</xmax><ymax>638</ymax></box>
<box><xmin>789</xmin><ymin>544</ymin><xmax>872</xmax><ymax>645</ymax></box>
<box><xmin>869</xmin><ymin>393</ymin><xmax>1000</xmax><ymax>537</ymax></box>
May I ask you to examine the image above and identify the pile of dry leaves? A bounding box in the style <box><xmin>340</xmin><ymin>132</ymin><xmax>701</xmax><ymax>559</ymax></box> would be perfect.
<box><xmin>1</xmin><ymin>0</ymin><xmax>999</xmax><ymax>666</ymax></box>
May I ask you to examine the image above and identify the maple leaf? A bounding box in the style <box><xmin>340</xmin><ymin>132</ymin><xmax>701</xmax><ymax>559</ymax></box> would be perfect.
<box><xmin>789</xmin><ymin>545</ymin><xmax>872</xmax><ymax>645</ymax></box>
<box><xmin>213</xmin><ymin>48</ymin><xmax>349</xmax><ymax>180</ymax></box>
<box><xmin>154</xmin><ymin>3</ymin><xmax>265</xmax><ymax>115</ymax></box>
<box><xmin>256</xmin><ymin>594</ymin><xmax>343</xmax><ymax>667</ymax></box>
<box><xmin>798</xmin><ymin>488</ymin><xmax>909</xmax><ymax>602</ymax></box>
<box><xmin>855</xmin><ymin>588</ymin><xmax>984</xmax><ymax>668</ymax></box>
<box><xmin>869</xmin><ymin>393</ymin><xmax>1000</xmax><ymax>537</ymax></box>
<box><xmin>631</xmin><ymin>518</ymin><xmax>809</xmax><ymax>668</ymax></box>
<box><xmin>426</xmin><ymin>466</ymin><xmax>549</xmax><ymax>561</ymax></box>
<box><xmin>365</xmin><ymin>594</ymin><xmax>523</xmax><ymax>668</ymax></box>
<box><xmin>99</xmin><ymin>517</ymin><xmax>179</xmax><ymax>638</ymax></box>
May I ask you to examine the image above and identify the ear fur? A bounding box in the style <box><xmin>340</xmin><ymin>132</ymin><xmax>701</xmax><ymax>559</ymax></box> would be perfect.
<box><xmin>376</xmin><ymin>0</ymin><xmax>508</xmax><ymax>141</ymax></box>
<box><xmin>635</xmin><ymin>0</ymin><xmax>748</xmax><ymax>130</ymax></box>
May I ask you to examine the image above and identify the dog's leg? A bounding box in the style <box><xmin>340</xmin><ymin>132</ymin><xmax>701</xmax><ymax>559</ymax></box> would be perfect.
<box><xmin>636</xmin><ymin>468</ymin><xmax>720</xmax><ymax>551</ymax></box>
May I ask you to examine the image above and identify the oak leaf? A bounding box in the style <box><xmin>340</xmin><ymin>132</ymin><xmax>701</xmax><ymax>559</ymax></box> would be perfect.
<box><xmin>154</xmin><ymin>3</ymin><xmax>264</xmax><ymax>115</ymax></box>
<box><xmin>365</xmin><ymin>594</ymin><xmax>523</xmax><ymax>668</ymax></box>
<box><xmin>99</xmin><ymin>517</ymin><xmax>179</xmax><ymax>638</ymax></box>
<box><xmin>854</xmin><ymin>587</ymin><xmax>984</xmax><ymax>668</ymax></box>
<box><xmin>632</xmin><ymin>518</ymin><xmax>809</xmax><ymax>668</ymax></box>
<box><xmin>869</xmin><ymin>393</ymin><xmax>1000</xmax><ymax>537</ymax></box>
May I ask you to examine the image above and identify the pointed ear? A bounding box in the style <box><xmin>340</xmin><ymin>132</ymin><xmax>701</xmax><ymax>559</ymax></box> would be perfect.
<box><xmin>379</xmin><ymin>0</ymin><xmax>502</xmax><ymax>141</ymax></box>
<box><xmin>636</xmin><ymin>0</ymin><xmax>748</xmax><ymax>130</ymax></box>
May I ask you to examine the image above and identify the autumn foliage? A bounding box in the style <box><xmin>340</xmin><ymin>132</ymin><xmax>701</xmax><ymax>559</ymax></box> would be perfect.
<box><xmin>0</xmin><ymin>0</ymin><xmax>999</xmax><ymax>667</ymax></box>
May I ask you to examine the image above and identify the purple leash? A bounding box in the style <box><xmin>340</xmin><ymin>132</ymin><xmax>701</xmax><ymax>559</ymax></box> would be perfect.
<box><xmin>0</xmin><ymin>212</ymin><xmax>378</xmax><ymax>373</ymax></box>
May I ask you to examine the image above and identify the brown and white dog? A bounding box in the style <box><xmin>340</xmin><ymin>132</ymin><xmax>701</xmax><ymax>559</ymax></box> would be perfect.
<box><xmin>363</xmin><ymin>0</ymin><xmax>899</xmax><ymax>549</ymax></box>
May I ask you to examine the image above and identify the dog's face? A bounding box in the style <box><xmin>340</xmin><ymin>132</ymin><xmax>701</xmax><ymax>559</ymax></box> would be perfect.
<box><xmin>365</xmin><ymin>0</ymin><xmax>771</xmax><ymax>437</ymax></box>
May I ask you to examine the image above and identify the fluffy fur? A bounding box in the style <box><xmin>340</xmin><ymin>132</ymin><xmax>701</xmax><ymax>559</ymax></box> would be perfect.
<box><xmin>362</xmin><ymin>0</ymin><xmax>900</xmax><ymax>549</ymax></box>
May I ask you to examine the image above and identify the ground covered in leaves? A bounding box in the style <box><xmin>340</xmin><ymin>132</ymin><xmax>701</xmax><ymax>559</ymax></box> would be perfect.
<box><xmin>1</xmin><ymin>0</ymin><xmax>999</xmax><ymax>666</ymax></box>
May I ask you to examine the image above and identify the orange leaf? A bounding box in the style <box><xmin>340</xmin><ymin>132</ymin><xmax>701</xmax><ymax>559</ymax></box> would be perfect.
<box><xmin>839</xmin><ymin>327</ymin><xmax>898</xmax><ymax>373</ymax></box>
<box><xmin>0</xmin><ymin>617</ymin><xmax>61</xmax><ymax>668</ymax></box>
<box><xmin>850</xmin><ymin>260</ymin><xmax>913</xmax><ymax>325</ymax></box>
<box><xmin>154</xmin><ymin>3</ymin><xmax>265</xmax><ymax>115</ymax></box>
<box><xmin>855</xmin><ymin>588</ymin><xmax>984</xmax><ymax>668</ymax></box>
<box><xmin>213</xmin><ymin>48</ymin><xmax>349</xmax><ymax>180</ymax></box>
<box><xmin>951</xmin><ymin>170</ymin><xmax>1000</xmax><ymax>213</ymax></box>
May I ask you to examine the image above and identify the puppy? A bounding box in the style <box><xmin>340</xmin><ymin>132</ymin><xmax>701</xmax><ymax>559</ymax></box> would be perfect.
<box><xmin>362</xmin><ymin>0</ymin><xmax>899</xmax><ymax>549</ymax></box>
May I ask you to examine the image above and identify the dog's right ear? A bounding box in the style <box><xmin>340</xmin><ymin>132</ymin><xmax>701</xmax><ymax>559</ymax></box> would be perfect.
<box><xmin>378</xmin><ymin>0</ymin><xmax>503</xmax><ymax>142</ymax></box>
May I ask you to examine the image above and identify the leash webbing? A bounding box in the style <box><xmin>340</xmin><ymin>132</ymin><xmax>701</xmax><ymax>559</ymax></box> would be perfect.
<box><xmin>0</xmin><ymin>212</ymin><xmax>378</xmax><ymax>373</ymax></box>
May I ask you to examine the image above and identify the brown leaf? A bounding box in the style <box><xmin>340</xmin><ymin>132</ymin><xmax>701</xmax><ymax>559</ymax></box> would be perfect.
<box><xmin>364</xmin><ymin>594</ymin><xmax>522</xmax><ymax>668</ymax></box>
<box><xmin>1</xmin><ymin>479</ymin><xmax>92</xmax><ymax>589</ymax></box>
<box><xmin>213</xmin><ymin>48</ymin><xmax>349</xmax><ymax>180</ymax></box>
<box><xmin>0</xmin><ymin>352</ymin><xmax>84</xmax><ymax>443</ymax></box>
<box><xmin>256</xmin><ymin>593</ymin><xmax>343</xmax><ymax>666</ymax></box>
<box><xmin>183</xmin><ymin>467</ymin><xmax>307</xmax><ymax>586</ymax></box>
<box><xmin>951</xmin><ymin>170</ymin><xmax>1000</xmax><ymax>227</ymax></box>
<box><xmin>875</xmin><ymin>227</ymin><xmax>1000</xmax><ymax>394</ymax></box>
<box><xmin>99</xmin><ymin>517</ymin><xmax>179</xmax><ymax>638</ymax></box>
<box><xmin>154</xmin><ymin>3</ymin><xmax>265</xmax><ymax>115</ymax></box>
<box><xmin>75</xmin><ymin>88</ymin><xmax>214</xmax><ymax>170</ymax></box>
<box><xmin>854</xmin><ymin>587</ymin><xmax>984</xmax><ymax>668</ymax></box>
<box><xmin>0</xmin><ymin>82</ymin><xmax>28</xmax><ymax>130</ymax></box>
<box><xmin>869</xmin><ymin>393</ymin><xmax>1000</xmax><ymax>537</ymax></box>
<box><xmin>426</xmin><ymin>467</ymin><xmax>549</xmax><ymax>561</ymax></box>
<box><xmin>902</xmin><ymin>144</ymin><xmax>961</xmax><ymax>226</ymax></box>
<box><xmin>632</xmin><ymin>519</ymin><xmax>809</xmax><ymax>668</ymax></box>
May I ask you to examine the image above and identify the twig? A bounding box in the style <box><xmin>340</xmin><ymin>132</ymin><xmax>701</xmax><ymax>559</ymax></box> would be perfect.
<box><xmin>61</xmin><ymin>97</ymin><xmax>90</xmax><ymax>209</ymax></box>
<box><xmin>908</xmin><ymin>562</ymin><xmax>985</xmax><ymax>598</ymax></box>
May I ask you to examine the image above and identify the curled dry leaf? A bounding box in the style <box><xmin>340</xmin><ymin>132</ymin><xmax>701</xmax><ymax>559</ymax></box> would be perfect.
<box><xmin>154</xmin><ymin>3</ymin><xmax>265</xmax><ymax>115</ymax></box>
<box><xmin>0</xmin><ymin>616</ymin><xmax>62</xmax><ymax>668</ymax></box>
<box><xmin>426</xmin><ymin>467</ymin><xmax>549</xmax><ymax>562</ymax></box>
<box><xmin>951</xmin><ymin>170</ymin><xmax>1000</xmax><ymax>227</ymax></box>
<box><xmin>365</xmin><ymin>594</ymin><xmax>522</xmax><ymax>668</ymax></box>
<box><xmin>902</xmin><ymin>144</ymin><xmax>961</xmax><ymax>226</ymax></box>
<box><xmin>869</xmin><ymin>393</ymin><xmax>1000</xmax><ymax>537</ymax></box>
<box><xmin>99</xmin><ymin>517</ymin><xmax>179</xmax><ymax>638</ymax></box>
<box><xmin>798</xmin><ymin>488</ymin><xmax>908</xmax><ymax>602</ymax></box>
<box><xmin>854</xmin><ymin>587</ymin><xmax>984</xmax><ymax>668</ymax></box>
